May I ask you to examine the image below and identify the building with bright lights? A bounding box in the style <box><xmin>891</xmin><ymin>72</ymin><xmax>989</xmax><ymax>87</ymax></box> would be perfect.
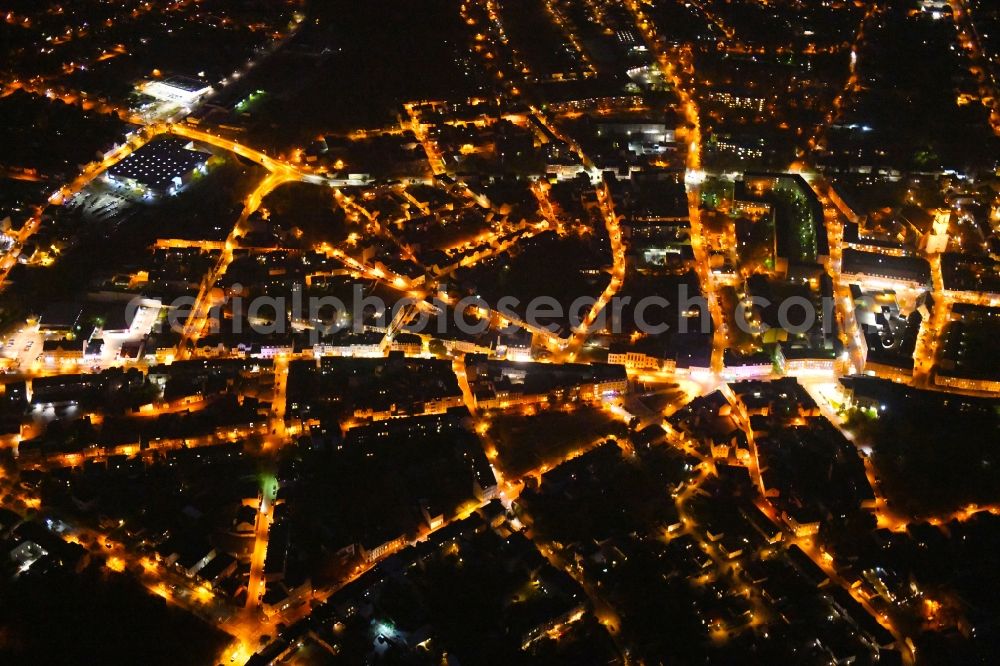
<box><xmin>140</xmin><ymin>76</ymin><xmax>214</xmax><ymax>106</ymax></box>
<box><xmin>105</xmin><ymin>138</ymin><xmax>209</xmax><ymax>197</ymax></box>
<box><xmin>924</xmin><ymin>208</ymin><xmax>951</xmax><ymax>254</ymax></box>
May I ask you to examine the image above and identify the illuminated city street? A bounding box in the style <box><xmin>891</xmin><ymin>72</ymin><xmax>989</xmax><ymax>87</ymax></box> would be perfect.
<box><xmin>0</xmin><ymin>0</ymin><xmax>998</xmax><ymax>664</ymax></box>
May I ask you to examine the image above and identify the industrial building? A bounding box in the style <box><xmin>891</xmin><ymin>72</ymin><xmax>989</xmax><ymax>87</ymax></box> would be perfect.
<box><xmin>105</xmin><ymin>137</ymin><xmax>208</xmax><ymax>196</ymax></box>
